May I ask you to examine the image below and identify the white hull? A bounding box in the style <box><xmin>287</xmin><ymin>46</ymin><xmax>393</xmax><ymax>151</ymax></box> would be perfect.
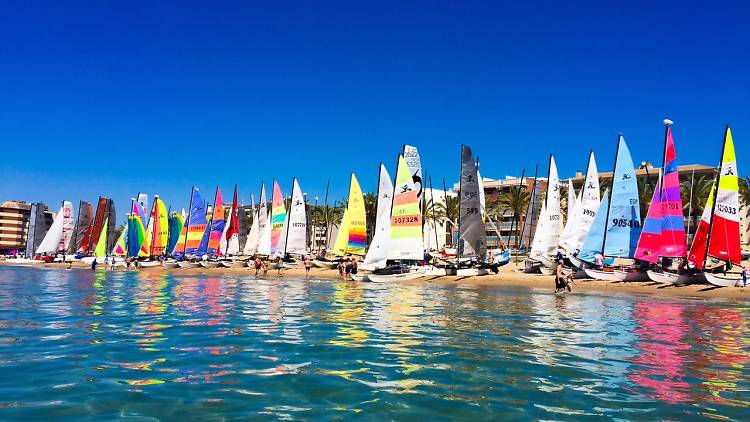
<box><xmin>646</xmin><ymin>270</ymin><xmax>706</xmax><ymax>285</ymax></box>
<box><xmin>569</xmin><ymin>255</ymin><xmax>585</xmax><ymax>269</ymax></box>
<box><xmin>162</xmin><ymin>261</ymin><xmax>179</xmax><ymax>269</ymax></box>
<box><xmin>583</xmin><ymin>268</ymin><xmax>622</xmax><ymax>282</ymax></box>
<box><xmin>200</xmin><ymin>261</ymin><xmax>220</xmax><ymax>268</ymax></box>
<box><xmin>539</xmin><ymin>266</ymin><xmax>555</xmax><ymax>276</ymax></box>
<box><xmin>140</xmin><ymin>261</ymin><xmax>162</xmax><ymax>268</ymax></box>
<box><xmin>313</xmin><ymin>259</ymin><xmax>338</xmax><ymax>269</ymax></box>
<box><xmin>3</xmin><ymin>258</ymin><xmax>42</xmax><ymax>265</ymax></box>
<box><xmin>350</xmin><ymin>273</ymin><xmax>368</xmax><ymax>282</ymax></box>
<box><xmin>367</xmin><ymin>269</ymin><xmax>427</xmax><ymax>283</ymax></box>
<box><xmin>456</xmin><ymin>268</ymin><xmax>489</xmax><ymax>277</ymax></box>
<box><xmin>177</xmin><ymin>261</ymin><xmax>200</xmax><ymax>269</ymax></box>
<box><xmin>613</xmin><ymin>269</ymin><xmax>650</xmax><ymax>282</ymax></box>
<box><xmin>424</xmin><ymin>266</ymin><xmax>454</xmax><ymax>276</ymax></box>
<box><xmin>705</xmin><ymin>272</ymin><xmax>744</xmax><ymax>287</ymax></box>
<box><xmin>219</xmin><ymin>260</ymin><xmax>244</xmax><ymax>268</ymax></box>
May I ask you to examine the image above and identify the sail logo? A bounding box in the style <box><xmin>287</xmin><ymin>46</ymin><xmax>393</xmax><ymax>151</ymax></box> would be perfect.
<box><xmin>400</xmin><ymin>185</ymin><xmax>412</xmax><ymax>193</ymax></box>
<box><xmin>466</xmin><ymin>175</ymin><xmax>474</xmax><ymax>182</ymax></box>
<box><xmin>724</xmin><ymin>167</ymin><xmax>734</xmax><ymax>176</ymax></box>
<box><xmin>294</xmin><ymin>200</ymin><xmax>303</xmax><ymax>206</ymax></box>
<box><xmin>587</xmin><ymin>182</ymin><xmax>595</xmax><ymax>189</ymax></box>
<box><xmin>622</xmin><ymin>173</ymin><xmax>632</xmax><ymax>180</ymax></box>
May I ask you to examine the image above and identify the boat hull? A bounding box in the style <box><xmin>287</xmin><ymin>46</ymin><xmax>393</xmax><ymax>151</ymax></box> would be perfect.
<box><xmin>524</xmin><ymin>259</ymin><xmax>541</xmax><ymax>273</ymax></box>
<box><xmin>162</xmin><ymin>261</ymin><xmax>179</xmax><ymax>269</ymax></box>
<box><xmin>177</xmin><ymin>261</ymin><xmax>200</xmax><ymax>269</ymax></box>
<box><xmin>200</xmin><ymin>261</ymin><xmax>219</xmax><ymax>268</ymax></box>
<box><xmin>583</xmin><ymin>268</ymin><xmax>622</xmax><ymax>282</ymax></box>
<box><xmin>613</xmin><ymin>269</ymin><xmax>650</xmax><ymax>282</ymax></box>
<box><xmin>140</xmin><ymin>261</ymin><xmax>161</xmax><ymax>268</ymax></box>
<box><xmin>3</xmin><ymin>258</ymin><xmax>42</xmax><ymax>265</ymax></box>
<box><xmin>705</xmin><ymin>272</ymin><xmax>744</xmax><ymax>287</ymax></box>
<box><xmin>569</xmin><ymin>255</ymin><xmax>585</xmax><ymax>270</ymax></box>
<box><xmin>367</xmin><ymin>269</ymin><xmax>427</xmax><ymax>283</ymax></box>
<box><xmin>646</xmin><ymin>270</ymin><xmax>706</xmax><ymax>285</ymax></box>
<box><xmin>456</xmin><ymin>268</ymin><xmax>489</xmax><ymax>277</ymax></box>
<box><xmin>219</xmin><ymin>260</ymin><xmax>243</xmax><ymax>268</ymax></box>
<box><xmin>312</xmin><ymin>259</ymin><xmax>338</xmax><ymax>269</ymax></box>
<box><xmin>539</xmin><ymin>266</ymin><xmax>555</xmax><ymax>276</ymax></box>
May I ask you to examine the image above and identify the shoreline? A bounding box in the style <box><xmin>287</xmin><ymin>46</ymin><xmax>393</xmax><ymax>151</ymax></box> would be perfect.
<box><xmin>3</xmin><ymin>260</ymin><xmax>749</xmax><ymax>301</ymax></box>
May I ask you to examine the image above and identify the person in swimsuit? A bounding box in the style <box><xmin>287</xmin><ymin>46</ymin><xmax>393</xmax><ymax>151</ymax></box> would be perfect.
<box><xmin>276</xmin><ymin>257</ymin><xmax>284</xmax><ymax>276</ymax></box>
<box><xmin>555</xmin><ymin>260</ymin><xmax>572</xmax><ymax>293</ymax></box>
<box><xmin>304</xmin><ymin>256</ymin><xmax>312</xmax><ymax>278</ymax></box>
<box><xmin>254</xmin><ymin>256</ymin><xmax>262</xmax><ymax>276</ymax></box>
<box><xmin>349</xmin><ymin>257</ymin><xmax>358</xmax><ymax>278</ymax></box>
<box><xmin>337</xmin><ymin>260</ymin><xmax>345</xmax><ymax>279</ymax></box>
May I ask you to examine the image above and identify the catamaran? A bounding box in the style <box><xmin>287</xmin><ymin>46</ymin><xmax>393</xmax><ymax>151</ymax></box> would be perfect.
<box><xmin>562</xmin><ymin>152</ymin><xmax>601</xmax><ymax>270</ymax></box>
<box><xmin>580</xmin><ymin>134</ymin><xmax>643</xmax><ymax>281</ymax></box>
<box><xmin>527</xmin><ymin>155</ymin><xmax>562</xmax><ymax>274</ymax></box>
<box><xmin>685</xmin><ymin>126</ymin><xmax>743</xmax><ymax>287</ymax></box>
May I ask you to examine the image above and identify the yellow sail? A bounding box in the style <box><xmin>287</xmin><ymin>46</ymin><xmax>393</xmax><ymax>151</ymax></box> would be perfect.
<box><xmin>333</xmin><ymin>208</ymin><xmax>350</xmax><ymax>255</ymax></box>
<box><xmin>346</xmin><ymin>173</ymin><xmax>367</xmax><ymax>256</ymax></box>
<box><xmin>94</xmin><ymin>217</ymin><xmax>109</xmax><ymax>258</ymax></box>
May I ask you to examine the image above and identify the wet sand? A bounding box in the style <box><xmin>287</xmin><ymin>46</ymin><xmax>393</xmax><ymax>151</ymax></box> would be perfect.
<box><xmin>6</xmin><ymin>260</ymin><xmax>749</xmax><ymax>301</ymax></box>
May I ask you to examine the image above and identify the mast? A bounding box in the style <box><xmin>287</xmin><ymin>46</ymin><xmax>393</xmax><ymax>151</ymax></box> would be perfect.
<box><xmin>283</xmin><ymin>178</ymin><xmax>295</xmax><ymax>256</ymax></box>
<box><xmin>148</xmin><ymin>196</ymin><xmax>159</xmax><ymax>257</ymax></box>
<box><xmin>600</xmin><ymin>133</ymin><xmax>621</xmax><ymax>256</ymax></box>
<box><xmin>456</xmin><ymin>146</ymin><xmax>463</xmax><ymax>266</ymax></box>
<box><xmin>702</xmin><ymin>125</ymin><xmax>729</xmax><ymax>268</ymax></box>
<box><xmin>520</xmin><ymin>164</ymin><xmax>538</xmax><ymax>250</ymax></box>
<box><xmin>687</xmin><ymin>169</ymin><xmax>695</xmax><ymax>238</ymax></box>
<box><xmin>660</xmin><ymin>119</ymin><xmax>673</xmax><ymax>198</ymax></box>
<box><xmin>323</xmin><ymin>179</ymin><xmax>330</xmax><ymax>250</ymax></box>
<box><xmin>429</xmin><ymin>175</ymin><xmax>440</xmax><ymax>254</ymax></box>
<box><xmin>181</xmin><ymin>187</ymin><xmax>195</xmax><ymax>257</ymax></box>
<box><xmin>506</xmin><ymin>169</ymin><xmax>525</xmax><ymax>249</ymax></box>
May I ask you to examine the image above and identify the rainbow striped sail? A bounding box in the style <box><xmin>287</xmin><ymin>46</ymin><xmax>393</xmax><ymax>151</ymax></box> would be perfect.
<box><xmin>173</xmin><ymin>187</ymin><xmax>206</xmax><ymax>256</ymax></box>
<box><xmin>659</xmin><ymin>126</ymin><xmax>686</xmax><ymax>257</ymax></box>
<box><xmin>270</xmin><ymin>181</ymin><xmax>287</xmax><ymax>255</ymax></box>
<box><xmin>127</xmin><ymin>214</ymin><xmax>146</xmax><ymax>258</ymax></box>
<box><xmin>167</xmin><ymin>212</ymin><xmax>184</xmax><ymax>254</ymax></box>
<box><xmin>346</xmin><ymin>173</ymin><xmax>367</xmax><ymax>255</ymax></box>
<box><xmin>149</xmin><ymin>196</ymin><xmax>169</xmax><ymax>256</ymax></box>
<box><xmin>387</xmin><ymin>155</ymin><xmax>423</xmax><ymax>260</ymax></box>
<box><xmin>111</xmin><ymin>220</ymin><xmax>128</xmax><ymax>256</ymax></box>
<box><xmin>207</xmin><ymin>188</ymin><xmax>225</xmax><ymax>255</ymax></box>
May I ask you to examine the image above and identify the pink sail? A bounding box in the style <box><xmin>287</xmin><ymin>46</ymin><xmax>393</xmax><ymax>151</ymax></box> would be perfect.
<box><xmin>659</xmin><ymin>127</ymin><xmax>686</xmax><ymax>257</ymax></box>
<box><xmin>634</xmin><ymin>182</ymin><xmax>662</xmax><ymax>263</ymax></box>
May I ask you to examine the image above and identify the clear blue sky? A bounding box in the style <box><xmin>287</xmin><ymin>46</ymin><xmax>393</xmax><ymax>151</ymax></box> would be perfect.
<box><xmin>1</xmin><ymin>0</ymin><xmax>748</xmax><ymax>217</ymax></box>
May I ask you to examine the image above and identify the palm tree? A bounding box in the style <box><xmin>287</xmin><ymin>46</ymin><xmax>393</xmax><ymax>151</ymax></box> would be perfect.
<box><xmin>435</xmin><ymin>195</ymin><xmax>459</xmax><ymax>246</ymax></box>
<box><xmin>491</xmin><ymin>186</ymin><xmax>530</xmax><ymax>248</ymax></box>
<box><xmin>424</xmin><ymin>198</ymin><xmax>446</xmax><ymax>224</ymax></box>
<box><xmin>680</xmin><ymin>174</ymin><xmax>715</xmax><ymax>234</ymax></box>
<box><xmin>363</xmin><ymin>192</ymin><xmax>378</xmax><ymax>240</ymax></box>
<box><xmin>739</xmin><ymin>176</ymin><xmax>750</xmax><ymax>217</ymax></box>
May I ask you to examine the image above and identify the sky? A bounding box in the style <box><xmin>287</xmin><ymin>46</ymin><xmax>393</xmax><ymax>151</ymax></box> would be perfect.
<box><xmin>1</xmin><ymin>0</ymin><xmax>748</xmax><ymax>217</ymax></box>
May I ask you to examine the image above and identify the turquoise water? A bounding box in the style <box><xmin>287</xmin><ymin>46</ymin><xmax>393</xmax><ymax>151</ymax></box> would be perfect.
<box><xmin>0</xmin><ymin>267</ymin><xmax>748</xmax><ymax>420</ymax></box>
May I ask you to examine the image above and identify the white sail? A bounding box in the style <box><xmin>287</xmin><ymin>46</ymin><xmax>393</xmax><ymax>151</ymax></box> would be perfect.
<box><xmin>61</xmin><ymin>201</ymin><xmax>74</xmax><ymax>250</ymax></box>
<box><xmin>559</xmin><ymin>153</ymin><xmax>600</xmax><ymax>253</ymax></box>
<box><xmin>363</xmin><ymin>164</ymin><xmax>394</xmax><ymax>269</ymax></box>
<box><xmin>567</xmin><ymin>179</ymin><xmax>576</xmax><ymax>225</ymax></box>
<box><xmin>276</xmin><ymin>214</ymin><xmax>289</xmax><ymax>257</ymax></box>
<box><xmin>243</xmin><ymin>209</ymin><xmax>260</xmax><ymax>255</ymax></box>
<box><xmin>284</xmin><ymin>178</ymin><xmax>308</xmax><ymax>255</ymax></box>
<box><xmin>530</xmin><ymin>156</ymin><xmax>561</xmax><ymax>258</ymax></box>
<box><xmin>36</xmin><ymin>205</ymin><xmax>65</xmax><ymax>255</ymax></box>
<box><xmin>257</xmin><ymin>210</ymin><xmax>272</xmax><ymax>255</ymax></box>
<box><xmin>478</xmin><ymin>170</ymin><xmax>487</xmax><ymax>220</ymax></box>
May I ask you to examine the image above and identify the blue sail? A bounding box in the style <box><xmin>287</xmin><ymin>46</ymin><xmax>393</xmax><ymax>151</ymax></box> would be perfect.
<box><xmin>126</xmin><ymin>216</ymin><xmax>140</xmax><ymax>258</ymax></box>
<box><xmin>578</xmin><ymin>188</ymin><xmax>609</xmax><ymax>263</ymax></box>
<box><xmin>604</xmin><ymin>135</ymin><xmax>642</xmax><ymax>258</ymax></box>
<box><xmin>196</xmin><ymin>212</ymin><xmax>211</xmax><ymax>257</ymax></box>
<box><xmin>183</xmin><ymin>189</ymin><xmax>207</xmax><ymax>256</ymax></box>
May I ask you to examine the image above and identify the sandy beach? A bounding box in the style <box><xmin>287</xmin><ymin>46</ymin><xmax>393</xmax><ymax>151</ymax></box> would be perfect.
<box><xmin>5</xmin><ymin>260</ymin><xmax>749</xmax><ymax>301</ymax></box>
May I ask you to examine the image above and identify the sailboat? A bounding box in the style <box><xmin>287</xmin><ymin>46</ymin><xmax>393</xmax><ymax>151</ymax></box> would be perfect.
<box><xmin>140</xmin><ymin>195</ymin><xmax>170</xmax><ymax>267</ymax></box>
<box><xmin>583</xmin><ymin>134</ymin><xmax>643</xmax><ymax>281</ymax></box>
<box><xmin>243</xmin><ymin>185</ymin><xmax>265</xmax><ymax>257</ymax></box>
<box><xmin>35</xmin><ymin>201</ymin><xmax>73</xmax><ymax>259</ymax></box>
<box><xmin>218</xmin><ymin>185</ymin><xmax>243</xmax><ymax>267</ymax></box>
<box><xmin>283</xmin><ymin>178</ymin><xmax>308</xmax><ymax>257</ymax></box>
<box><xmin>687</xmin><ymin>126</ymin><xmax>742</xmax><ymax>287</ymax></box>
<box><xmin>174</xmin><ymin>187</ymin><xmax>207</xmax><ymax>268</ymax></box>
<box><xmin>360</xmin><ymin>164</ymin><xmax>393</xmax><ymax>271</ymax></box>
<box><xmin>561</xmin><ymin>152</ymin><xmax>601</xmax><ymax>270</ymax></box>
<box><xmin>366</xmin><ymin>156</ymin><xmax>427</xmax><ymax>282</ymax></box>
<box><xmin>68</xmin><ymin>200</ymin><xmax>93</xmax><ymax>257</ymax></box>
<box><xmin>528</xmin><ymin>155</ymin><xmax>562</xmax><ymax>274</ymax></box>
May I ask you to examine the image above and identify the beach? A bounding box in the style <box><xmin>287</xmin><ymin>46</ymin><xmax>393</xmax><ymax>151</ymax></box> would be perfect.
<box><xmin>6</xmin><ymin>260</ymin><xmax>749</xmax><ymax>301</ymax></box>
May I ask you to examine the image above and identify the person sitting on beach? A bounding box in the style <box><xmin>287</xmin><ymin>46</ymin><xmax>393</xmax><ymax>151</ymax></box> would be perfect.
<box><xmin>593</xmin><ymin>252</ymin><xmax>604</xmax><ymax>270</ymax></box>
<box><xmin>555</xmin><ymin>260</ymin><xmax>572</xmax><ymax>293</ymax></box>
<box><xmin>276</xmin><ymin>256</ymin><xmax>284</xmax><ymax>276</ymax></box>
<box><xmin>304</xmin><ymin>256</ymin><xmax>312</xmax><ymax>278</ymax></box>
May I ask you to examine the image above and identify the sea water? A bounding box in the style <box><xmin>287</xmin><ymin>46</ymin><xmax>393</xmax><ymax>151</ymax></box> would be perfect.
<box><xmin>0</xmin><ymin>266</ymin><xmax>748</xmax><ymax>420</ymax></box>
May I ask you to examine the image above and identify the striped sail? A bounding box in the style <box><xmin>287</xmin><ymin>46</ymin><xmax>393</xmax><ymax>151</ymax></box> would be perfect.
<box><xmin>128</xmin><ymin>214</ymin><xmax>146</xmax><ymax>258</ymax></box>
<box><xmin>150</xmin><ymin>197</ymin><xmax>169</xmax><ymax>256</ymax></box>
<box><xmin>687</xmin><ymin>185</ymin><xmax>715</xmax><ymax>269</ymax></box>
<box><xmin>207</xmin><ymin>188</ymin><xmax>225</xmax><ymax>255</ymax></box>
<box><xmin>173</xmin><ymin>187</ymin><xmax>206</xmax><ymax>256</ymax></box>
<box><xmin>604</xmin><ymin>135</ymin><xmax>641</xmax><ymax>258</ymax></box>
<box><xmin>270</xmin><ymin>181</ymin><xmax>287</xmax><ymax>255</ymax></box>
<box><xmin>707</xmin><ymin>127</ymin><xmax>740</xmax><ymax>264</ymax></box>
<box><xmin>346</xmin><ymin>174</ymin><xmax>367</xmax><ymax>256</ymax></box>
<box><xmin>388</xmin><ymin>156</ymin><xmax>423</xmax><ymax>260</ymax></box>
<box><xmin>660</xmin><ymin>127</ymin><xmax>686</xmax><ymax>257</ymax></box>
<box><xmin>634</xmin><ymin>180</ymin><xmax>662</xmax><ymax>263</ymax></box>
<box><xmin>167</xmin><ymin>212</ymin><xmax>184</xmax><ymax>254</ymax></box>
<box><xmin>112</xmin><ymin>220</ymin><xmax>128</xmax><ymax>256</ymax></box>
<box><xmin>363</xmin><ymin>164</ymin><xmax>394</xmax><ymax>268</ymax></box>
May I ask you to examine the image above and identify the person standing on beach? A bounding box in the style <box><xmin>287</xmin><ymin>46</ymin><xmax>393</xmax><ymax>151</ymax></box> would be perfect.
<box><xmin>91</xmin><ymin>258</ymin><xmax>97</xmax><ymax>270</ymax></box>
<box><xmin>304</xmin><ymin>256</ymin><xmax>312</xmax><ymax>278</ymax></box>
<box><xmin>276</xmin><ymin>256</ymin><xmax>284</xmax><ymax>276</ymax></box>
<box><xmin>349</xmin><ymin>258</ymin><xmax>358</xmax><ymax>279</ymax></box>
<box><xmin>742</xmin><ymin>265</ymin><xmax>747</xmax><ymax>287</ymax></box>
<box><xmin>337</xmin><ymin>260</ymin><xmax>345</xmax><ymax>279</ymax></box>
<box><xmin>254</xmin><ymin>256</ymin><xmax>262</xmax><ymax>276</ymax></box>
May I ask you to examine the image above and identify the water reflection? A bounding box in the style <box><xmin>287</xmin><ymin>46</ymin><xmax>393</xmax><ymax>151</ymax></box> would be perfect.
<box><xmin>0</xmin><ymin>267</ymin><xmax>748</xmax><ymax>421</ymax></box>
